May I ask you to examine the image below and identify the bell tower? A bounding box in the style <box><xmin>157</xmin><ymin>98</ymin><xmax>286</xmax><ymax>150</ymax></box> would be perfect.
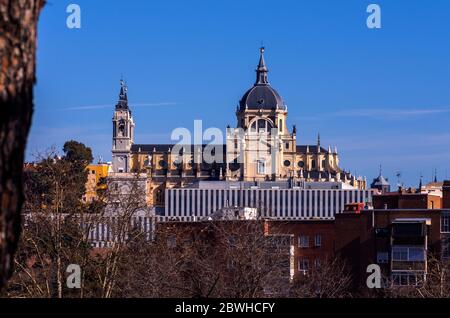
<box><xmin>112</xmin><ymin>79</ymin><xmax>135</xmax><ymax>173</ymax></box>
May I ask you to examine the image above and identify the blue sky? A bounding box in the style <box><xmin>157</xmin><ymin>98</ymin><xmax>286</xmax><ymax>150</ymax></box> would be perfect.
<box><xmin>29</xmin><ymin>0</ymin><xmax>450</xmax><ymax>187</ymax></box>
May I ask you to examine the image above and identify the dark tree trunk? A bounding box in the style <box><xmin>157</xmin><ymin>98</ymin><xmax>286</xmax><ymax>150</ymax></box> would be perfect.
<box><xmin>0</xmin><ymin>0</ymin><xmax>44</xmax><ymax>289</ymax></box>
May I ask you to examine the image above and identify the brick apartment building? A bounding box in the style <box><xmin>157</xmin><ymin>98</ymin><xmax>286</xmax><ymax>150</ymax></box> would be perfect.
<box><xmin>265</xmin><ymin>220</ymin><xmax>335</xmax><ymax>277</ymax></box>
<box><xmin>336</xmin><ymin>208</ymin><xmax>449</xmax><ymax>290</ymax></box>
<box><xmin>146</xmin><ymin>184</ymin><xmax>450</xmax><ymax>293</ymax></box>
<box><xmin>373</xmin><ymin>189</ymin><xmax>442</xmax><ymax>210</ymax></box>
<box><xmin>154</xmin><ymin>220</ymin><xmax>294</xmax><ymax>297</ymax></box>
<box><xmin>258</xmin><ymin>186</ymin><xmax>448</xmax><ymax>284</ymax></box>
<box><xmin>335</xmin><ymin>181</ymin><xmax>450</xmax><ymax>292</ymax></box>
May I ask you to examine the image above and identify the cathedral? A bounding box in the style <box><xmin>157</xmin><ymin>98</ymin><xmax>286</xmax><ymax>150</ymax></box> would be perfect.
<box><xmin>111</xmin><ymin>48</ymin><xmax>366</xmax><ymax>207</ymax></box>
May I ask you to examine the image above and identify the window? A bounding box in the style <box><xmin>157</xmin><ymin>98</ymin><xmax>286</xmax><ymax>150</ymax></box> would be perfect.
<box><xmin>258</xmin><ymin>119</ymin><xmax>266</xmax><ymax>133</ymax></box>
<box><xmin>298</xmin><ymin>235</ymin><xmax>309</xmax><ymax>248</ymax></box>
<box><xmin>227</xmin><ymin>235</ymin><xmax>237</xmax><ymax>247</ymax></box>
<box><xmin>392</xmin><ymin>272</ymin><xmax>422</xmax><ymax>287</ymax></box>
<box><xmin>392</xmin><ymin>222</ymin><xmax>424</xmax><ymax>237</ymax></box>
<box><xmin>156</xmin><ymin>189</ymin><xmax>163</xmax><ymax>204</ymax></box>
<box><xmin>311</xmin><ymin>160</ymin><xmax>316</xmax><ymax>169</ymax></box>
<box><xmin>250</xmin><ymin>119</ymin><xmax>273</xmax><ymax>134</ymax></box>
<box><xmin>314</xmin><ymin>259</ymin><xmax>321</xmax><ymax>269</ymax></box>
<box><xmin>377</xmin><ymin>252</ymin><xmax>389</xmax><ymax>264</ymax></box>
<box><xmin>298</xmin><ymin>161</ymin><xmax>304</xmax><ymax>168</ymax></box>
<box><xmin>167</xmin><ymin>235</ymin><xmax>177</xmax><ymax>248</ymax></box>
<box><xmin>392</xmin><ymin>247</ymin><xmax>408</xmax><ymax>261</ymax></box>
<box><xmin>408</xmin><ymin>248</ymin><xmax>425</xmax><ymax>261</ymax></box>
<box><xmin>286</xmin><ymin>142</ymin><xmax>289</xmax><ymax>150</ymax></box>
<box><xmin>279</xmin><ymin>119</ymin><xmax>283</xmax><ymax>132</ymax></box>
<box><xmin>442</xmin><ymin>212</ymin><xmax>450</xmax><ymax>233</ymax></box>
<box><xmin>375</xmin><ymin>228</ymin><xmax>390</xmax><ymax>238</ymax></box>
<box><xmin>284</xmin><ymin>160</ymin><xmax>291</xmax><ymax>167</ymax></box>
<box><xmin>91</xmin><ymin>170</ymin><xmax>96</xmax><ymax>174</ymax></box>
<box><xmin>298</xmin><ymin>258</ymin><xmax>309</xmax><ymax>273</ymax></box>
<box><xmin>442</xmin><ymin>236</ymin><xmax>450</xmax><ymax>259</ymax></box>
<box><xmin>392</xmin><ymin>246</ymin><xmax>425</xmax><ymax>262</ymax></box>
<box><xmin>257</xmin><ymin>160</ymin><xmax>266</xmax><ymax>174</ymax></box>
<box><xmin>314</xmin><ymin>234</ymin><xmax>322</xmax><ymax>247</ymax></box>
<box><xmin>159</xmin><ymin>160</ymin><xmax>167</xmax><ymax>168</ymax></box>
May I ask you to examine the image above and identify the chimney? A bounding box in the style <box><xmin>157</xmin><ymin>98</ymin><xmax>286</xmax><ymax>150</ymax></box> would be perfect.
<box><xmin>443</xmin><ymin>180</ymin><xmax>450</xmax><ymax>209</ymax></box>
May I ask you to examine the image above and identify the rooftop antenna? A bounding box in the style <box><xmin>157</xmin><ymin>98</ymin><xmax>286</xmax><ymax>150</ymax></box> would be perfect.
<box><xmin>395</xmin><ymin>171</ymin><xmax>402</xmax><ymax>188</ymax></box>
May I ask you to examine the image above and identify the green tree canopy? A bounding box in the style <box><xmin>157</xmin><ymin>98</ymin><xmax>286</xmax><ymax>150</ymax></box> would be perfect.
<box><xmin>63</xmin><ymin>140</ymin><xmax>93</xmax><ymax>165</ymax></box>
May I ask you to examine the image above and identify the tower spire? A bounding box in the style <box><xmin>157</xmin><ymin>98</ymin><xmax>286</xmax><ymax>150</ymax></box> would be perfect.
<box><xmin>116</xmin><ymin>78</ymin><xmax>128</xmax><ymax>110</ymax></box>
<box><xmin>255</xmin><ymin>46</ymin><xmax>269</xmax><ymax>85</ymax></box>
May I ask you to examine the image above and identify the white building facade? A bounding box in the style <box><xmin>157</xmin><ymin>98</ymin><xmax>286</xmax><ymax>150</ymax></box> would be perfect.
<box><xmin>165</xmin><ymin>181</ymin><xmax>374</xmax><ymax>220</ymax></box>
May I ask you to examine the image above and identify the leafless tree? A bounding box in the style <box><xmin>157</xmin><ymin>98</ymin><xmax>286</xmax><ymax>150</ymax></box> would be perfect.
<box><xmin>290</xmin><ymin>256</ymin><xmax>354</xmax><ymax>298</ymax></box>
<box><xmin>4</xmin><ymin>151</ymin><xmax>102</xmax><ymax>298</ymax></box>
<box><xmin>211</xmin><ymin>221</ymin><xmax>291</xmax><ymax>298</ymax></box>
<box><xmin>115</xmin><ymin>220</ymin><xmax>291</xmax><ymax>298</ymax></box>
<box><xmin>93</xmin><ymin>173</ymin><xmax>150</xmax><ymax>298</ymax></box>
<box><xmin>2</xmin><ymin>145</ymin><xmax>150</xmax><ymax>298</ymax></box>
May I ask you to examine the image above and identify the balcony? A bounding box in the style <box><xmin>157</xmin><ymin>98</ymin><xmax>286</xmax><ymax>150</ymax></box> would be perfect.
<box><xmin>391</xmin><ymin>220</ymin><xmax>428</xmax><ymax>245</ymax></box>
<box><xmin>392</xmin><ymin>272</ymin><xmax>426</xmax><ymax>286</ymax></box>
<box><xmin>391</xmin><ymin>246</ymin><xmax>426</xmax><ymax>272</ymax></box>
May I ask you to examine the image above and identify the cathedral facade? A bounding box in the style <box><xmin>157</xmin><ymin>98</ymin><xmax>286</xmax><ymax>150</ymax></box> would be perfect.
<box><xmin>111</xmin><ymin>48</ymin><xmax>366</xmax><ymax>207</ymax></box>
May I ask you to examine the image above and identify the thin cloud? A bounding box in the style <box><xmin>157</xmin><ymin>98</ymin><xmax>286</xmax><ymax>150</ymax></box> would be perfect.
<box><xmin>326</xmin><ymin>131</ymin><xmax>450</xmax><ymax>152</ymax></box>
<box><xmin>61</xmin><ymin>102</ymin><xmax>178</xmax><ymax>111</ymax></box>
<box><xmin>332</xmin><ymin>108</ymin><xmax>450</xmax><ymax>118</ymax></box>
<box><xmin>299</xmin><ymin>108</ymin><xmax>450</xmax><ymax>121</ymax></box>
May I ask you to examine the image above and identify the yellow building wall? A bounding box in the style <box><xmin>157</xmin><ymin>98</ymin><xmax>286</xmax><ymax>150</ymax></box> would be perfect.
<box><xmin>84</xmin><ymin>163</ymin><xmax>111</xmax><ymax>202</ymax></box>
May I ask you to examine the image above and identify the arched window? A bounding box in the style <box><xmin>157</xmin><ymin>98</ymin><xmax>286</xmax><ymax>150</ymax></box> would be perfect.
<box><xmin>258</xmin><ymin>119</ymin><xmax>266</xmax><ymax>132</ymax></box>
<box><xmin>156</xmin><ymin>189</ymin><xmax>163</xmax><ymax>205</ymax></box>
<box><xmin>257</xmin><ymin>160</ymin><xmax>266</xmax><ymax>174</ymax></box>
<box><xmin>159</xmin><ymin>160</ymin><xmax>167</xmax><ymax>168</ymax></box>
<box><xmin>249</xmin><ymin>119</ymin><xmax>273</xmax><ymax>134</ymax></box>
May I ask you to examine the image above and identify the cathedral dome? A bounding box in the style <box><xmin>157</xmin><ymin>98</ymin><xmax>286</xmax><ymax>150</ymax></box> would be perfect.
<box><xmin>239</xmin><ymin>85</ymin><xmax>285</xmax><ymax>111</ymax></box>
<box><xmin>238</xmin><ymin>47</ymin><xmax>286</xmax><ymax>112</ymax></box>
